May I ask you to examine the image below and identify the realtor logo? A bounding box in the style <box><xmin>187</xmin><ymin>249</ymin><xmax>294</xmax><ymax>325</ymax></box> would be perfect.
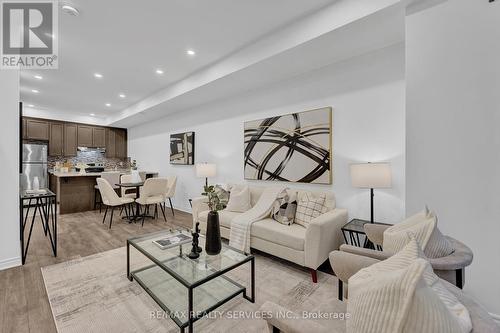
<box><xmin>1</xmin><ymin>1</ymin><xmax>58</xmax><ymax>69</ymax></box>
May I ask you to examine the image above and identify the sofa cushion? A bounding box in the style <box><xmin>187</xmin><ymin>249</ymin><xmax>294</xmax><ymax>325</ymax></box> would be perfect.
<box><xmin>296</xmin><ymin>190</ymin><xmax>335</xmax><ymax>212</ymax></box>
<box><xmin>228</xmin><ymin>184</ymin><xmax>335</xmax><ymax>211</ymax></box>
<box><xmin>295</xmin><ymin>193</ymin><xmax>327</xmax><ymax>228</ymax></box>
<box><xmin>348</xmin><ymin>258</ymin><xmax>468</xmax><ymax>333</ymax></box>
<box><xmin>383</xmin><ymin>208</ymin><xmax>454</xmax><ymax>258</ymax></box>
<box><xmin>348</xmin><ymin>239</ymin><xmax>472</xmax><ymax>333</ymax></box>
<box><xmin>226</xmin><ymin>185</ymin><xmax>252</xmax><ymax>212</ymax></box>
<box><xmin>197</xmin><ymin>210</ymin><xmax>242</xmax><ymax>228</ymax></box>
<box><xmin>251</xmin><ymin>218</ymin><xmax>306</xmax><ymax>251</ymax></box>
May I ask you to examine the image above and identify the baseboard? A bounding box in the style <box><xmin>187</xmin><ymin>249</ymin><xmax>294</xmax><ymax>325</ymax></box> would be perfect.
<box><xmin>173</xmin><ymin>204</ymin><xmax>192</xmax><ymax>214</ymax></box>
<box><xmin>0</xmin><ymin>256</ymin><xmax>22</xmax><ymax>271</ymax></box>
<box><xmin>489</xmin><ymin>312</ymin><xmax>500</xmax><ymax>325</ymax></box>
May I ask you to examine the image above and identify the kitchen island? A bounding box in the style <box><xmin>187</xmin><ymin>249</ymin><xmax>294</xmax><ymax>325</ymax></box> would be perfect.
<box><xmin>50</xmin><ymin>171</ymin><xmax>159</xmax><ymax>214</ymax></box>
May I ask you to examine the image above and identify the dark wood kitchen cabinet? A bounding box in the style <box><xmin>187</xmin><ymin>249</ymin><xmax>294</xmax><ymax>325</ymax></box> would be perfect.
<box><xmin>22</xmin><ymin>116</ymin><xmax>127</xmax><ymax>158</ymax></box>
<box><xmin>77</xmin><ymin>125</ymin><xmax>93</xmax><ymax>147</ymax></box>
<box><xmin>49</xmin><ymin>122</ymin><xmax>64</xmax><ymax>156</ymax></box>
<box><xmin>92</xmin><ymin>127</ymin><xmax>106</xmax><ymax>147</ymax></box>
<box><xmin>64</xmin><ymin>123</ymin><xmax>78</xmax><ymax>156</ymax></box>
<box><xmin>115</xmin><ymin>128</ymin><xmax>127</xmax><ymax>158</ymax></box>
<box><xmin>105</xmin><ymin>128</ymin><xmax>116</xmax><ymax>157</ymax></box>
<box><xmin>26</xmin><ymin>119</ymin><xmax>49</xmax><ymax>140</ymax></box>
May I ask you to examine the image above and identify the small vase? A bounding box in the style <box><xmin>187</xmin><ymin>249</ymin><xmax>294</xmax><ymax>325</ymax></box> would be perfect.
<box><xmin>205</xmin><ymin>211</ymin><xmax>221</xmax><ymax>255</ymax></box>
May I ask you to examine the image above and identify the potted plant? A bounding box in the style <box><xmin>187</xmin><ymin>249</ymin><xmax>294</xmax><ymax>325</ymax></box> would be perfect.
<box><xmin>202</xmin><ymin>185</ymin><xmax>228</xmax><ymax>255</ymax></box>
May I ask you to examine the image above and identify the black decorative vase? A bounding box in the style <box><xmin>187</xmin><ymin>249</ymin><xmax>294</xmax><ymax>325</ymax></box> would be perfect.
<box><xmin>205</xmin><ymin>211</ymin><xmax>222</xmax><ymax>255</ymax></box>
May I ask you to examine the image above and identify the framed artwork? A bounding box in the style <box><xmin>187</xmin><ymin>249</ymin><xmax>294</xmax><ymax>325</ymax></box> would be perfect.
<box><xmin>170</xmin><ymin>132</ymin><xmax>195</xmax><ymax>165</ymax></box>
<box><xmin>244</xmin><ymin>107</ymin><xmax>332</xmax><ymax>184</ymax></box>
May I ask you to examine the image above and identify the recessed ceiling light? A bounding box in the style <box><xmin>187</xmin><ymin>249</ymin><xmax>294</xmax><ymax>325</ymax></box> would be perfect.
<box><xmin>105</xmin><ymin>103</ymin><xmax>111</xmax><ymax>107</ymax></box>
<box><xmin>119</xmin><ymin>93</ymin><xmax>126</xmax><ymax>98</ymax></box>
<box><xmin>155</xmin><ymin>69</ymin><xmax>164</xmax><ymax>75</ymax></box>
<box><xmin>94</xmin><ymin>73</ymin><xmax>103</xmax><ymax>78</ymax></box>
<box><xmin>61</xmin><ymin>4</ymin><xmax>79</xmax><ymax>16</ymax></box>
<box><xmin>186</xmin><ymin>49</ymin><xmax>196</xmax><ymax>56</ymax></box>
<box><xmin>27</xmin><ymin>104</ymin><xmax>34</xmax><ymax>107</ymax></box>
<box><xmin>31</xmin><ymin>89</ymin><xmax>39</xmax><ymax>93</ymax></box>
<box><xmin>34</xmin><ymin>75</ymin><xmax>43</xmax><ymax>80</ymax></box>
<box><xmin>90</xmin><ymin>113</ymin><xmax>95</xmax><ymax>116</ymax></box>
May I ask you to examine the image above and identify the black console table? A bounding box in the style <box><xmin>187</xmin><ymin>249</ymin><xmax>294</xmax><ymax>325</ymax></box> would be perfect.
<box><xmin>20</xmin><ymin>189</ymin><xmax>57</xmax><ymax>264</ymax></box>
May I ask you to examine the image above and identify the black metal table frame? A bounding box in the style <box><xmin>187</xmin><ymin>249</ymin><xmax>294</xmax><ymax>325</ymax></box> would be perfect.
<box><xmin>115</xmin><ymin>182</ymin><xmax>155</xmax><ymax>222</ymax></box>
<box><xmin>127</xmin><ymin>239</ymin><xmax>255</xmax><ymax>333</ymax></box>
<box><xmin>341</xmin><ymin>220</ymin><xmax>386</xmax><ymax>250</ymax></box>
<box><xmin>20</xmin><ymin>193</ymin><xmax>57</xmax><ymax>264</ymax></box>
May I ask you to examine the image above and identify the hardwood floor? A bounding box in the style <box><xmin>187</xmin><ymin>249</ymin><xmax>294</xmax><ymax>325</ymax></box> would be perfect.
<box><xmin>0</xmin><ymin>207</ymin><xmax>192</xmax><ymax>333</ymax></box>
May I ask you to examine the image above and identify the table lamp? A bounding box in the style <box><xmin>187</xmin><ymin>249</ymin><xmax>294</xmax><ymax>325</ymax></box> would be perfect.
<box><xmin>350</xmin><ymin>162</ymin><xmax>392</xmax><ymax>223</ymax></box>
<box><xmin>196</xmin><ymin>163</ymin><xmax>216</xmax><ymax>187</ymax></box>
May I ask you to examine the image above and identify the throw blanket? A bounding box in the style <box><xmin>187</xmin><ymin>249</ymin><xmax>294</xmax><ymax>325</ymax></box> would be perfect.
<box><xmin>229</xmin><ymin>186</ymin><xmax>286</xmax><ymax>253</ymax></box>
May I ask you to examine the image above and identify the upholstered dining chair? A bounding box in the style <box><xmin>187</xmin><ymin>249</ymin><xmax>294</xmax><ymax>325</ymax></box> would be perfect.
<box><xmin>163</xmin><ymin>176</ymin><xmax>177</xmax><ymax>216</ymax></box>
<box><xmin>136</xmin><ymin>178</ymin><xmax>169</xmax><ymax>226</ymax></box>
<box><xmin>339</xmin><ymin>223</ymin><xmax>473</xmax><ymax>289</ymax></box>
<box><xmin>94</xmin><ymin>171</ymin><xmax>121</xmax><ymax>212</ymax></box>
<box><xmin>96</xmin><ymin>178</ymin><xmax>135</xmax><ymax>229</ymax></box>
<box><xmin>120</xmin><ymin>174</ymin><xmax>139</xmax><ymax>199</ymax></box>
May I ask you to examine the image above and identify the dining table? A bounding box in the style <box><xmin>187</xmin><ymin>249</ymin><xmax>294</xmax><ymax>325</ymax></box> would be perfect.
<box><xmin>115</xmin><ymin>182</ymin><xmax>154</xmax><ymax>222</ymax></box>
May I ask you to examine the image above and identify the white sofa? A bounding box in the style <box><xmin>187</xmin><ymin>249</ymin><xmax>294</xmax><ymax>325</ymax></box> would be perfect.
<box><xmin>191</xmin><ymin>184</ymin><xmax>348</xmax><ymax>282</ymax></box>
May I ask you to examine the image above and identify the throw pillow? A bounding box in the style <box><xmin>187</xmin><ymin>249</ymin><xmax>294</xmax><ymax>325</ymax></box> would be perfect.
<box><xmin>383</xmin><ymin>207</ymin><xmax>454</xmax><ymax>258</ymax></box>
<box><xmin>348</xmin><ymin>238</ymin><xmax>472</xmax><ymax>333</ymax></box>
<box><xmin>295</xmin><ymin>193</ymin><xmax>326</xmax><ymax>228</ymax></box>
<box><xmin>347</xmin><ymin>258</ymin><xmax>469</xmax><ymax>333</ymax></box>
<box><xmin>225</xmin><ymin>185</ymin><xmax>251</xmax><ymax>213</ymax></box>
<box><xmin>214</xmin><ymin>185</ymin><xmax>230</xmax><ymax>209</ymax></box>
<box><xmin>271</xmin><ymin>191</ymin><xmax>297</xmax><ymax>226</ymax></box>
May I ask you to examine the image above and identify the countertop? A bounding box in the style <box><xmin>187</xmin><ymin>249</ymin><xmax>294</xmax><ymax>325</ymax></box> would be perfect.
<box><xmin>50</xmin><ymin>171</ymin><xmax>159</xmax><ymax>178</ymax></box>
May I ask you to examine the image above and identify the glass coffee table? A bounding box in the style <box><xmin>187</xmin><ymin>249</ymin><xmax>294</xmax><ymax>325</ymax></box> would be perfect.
<box><xmin>127</xmin><ymin>229</ymin><xmax>255</xmax><ymax>333</ymax></box>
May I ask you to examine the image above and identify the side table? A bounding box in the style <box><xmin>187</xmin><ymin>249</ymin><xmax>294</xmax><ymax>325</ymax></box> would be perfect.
<box><xmin>341</xmin><ymin>219</ymin><xmax>391</xmax><ymax>250</ymax></box>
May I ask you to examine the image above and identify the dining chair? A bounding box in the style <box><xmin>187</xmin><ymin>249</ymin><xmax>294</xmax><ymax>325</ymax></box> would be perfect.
<box><xmin>96</xmin><ymin>178</ymin><xmax>135</xmax><ymax>229</ymax></box>
<box><xmin>120</xmin><ymin>174</ymin><xmax>138</xmax><ymax>199</ymax></box>
<box><xmin>136</xmin><ymin>178</ymin><xmax>168</xmax><ymax>226</ymax></box>
<box><xmin>94</xmin><ymin>171</ymin><xmax>121</xmax><ymax>212</ymax></box>
<box><xmin>164</xmin><ymin>176</ymin><xmax>177</xmax><ymax>216</ymax></box>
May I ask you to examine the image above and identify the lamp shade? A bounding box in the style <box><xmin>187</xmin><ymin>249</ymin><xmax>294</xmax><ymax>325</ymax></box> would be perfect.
<box><xmin>196</xmin><ymin>163</ymin><xmax>216</xmax><ymax>178</ymax></box>
<box><xmin>350</xmin><ymin>163</ymin><xmax>392</xmax><ymax>188</ymax></box>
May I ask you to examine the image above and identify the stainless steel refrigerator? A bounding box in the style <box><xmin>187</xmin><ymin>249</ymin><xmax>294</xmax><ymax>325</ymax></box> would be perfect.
<box><xmin>21</xmin><ymin>143</ymin><xmax>48</xmax><ymax>190</ymax></box>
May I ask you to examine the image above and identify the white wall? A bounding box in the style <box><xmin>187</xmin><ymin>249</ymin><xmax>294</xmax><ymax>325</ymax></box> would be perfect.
<box><xmin>129</xmin><ymin>43</ymin><xmax>406</xmax><ymax>223</ymax></box>
<box><xmin>0</xmin><ymin>70</ymin><xmax>21</xmax><ymax>270</ymax></box>
<box><xmin>406</xmin><ymin>0</ymin><xmax>500</xmax><ymax>315</ymax></box>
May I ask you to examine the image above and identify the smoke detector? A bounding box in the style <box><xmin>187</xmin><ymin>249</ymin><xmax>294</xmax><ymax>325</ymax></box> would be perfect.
<box><xmin>61</xmin><ymin>4</ymin><xmax>80</xmax><ymax>16</ymax></box>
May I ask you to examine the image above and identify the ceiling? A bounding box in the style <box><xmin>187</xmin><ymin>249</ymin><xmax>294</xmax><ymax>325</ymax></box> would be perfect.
<box><xmin>112</xmin><ymin>2</ymin><xmax>406</xmax><ymax>128</ymax></box>
<box><xmin>20</xmin><ymin>0</ymin><xmax>336</xmax><ymax>121</ymax></box>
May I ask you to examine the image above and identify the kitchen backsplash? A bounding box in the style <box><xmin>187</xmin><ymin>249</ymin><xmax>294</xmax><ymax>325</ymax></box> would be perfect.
<box><xmin>48</xmin><ymin>150</ymin><xmax>130</xmax><ymax>170</ymax></box>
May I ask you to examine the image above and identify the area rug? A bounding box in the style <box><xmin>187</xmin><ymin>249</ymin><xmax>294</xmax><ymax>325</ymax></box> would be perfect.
<box><xmin>41</xmin><ymin>247</ymin><xmax>339</xmax><ymax>333</ymax></box>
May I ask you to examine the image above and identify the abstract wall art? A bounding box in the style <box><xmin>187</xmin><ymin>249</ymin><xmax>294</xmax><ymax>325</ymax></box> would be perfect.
<box><xmin>170</xmin><ymin>132</ymin><xmax>195</xmax><ymax>165</ymax></box>
<box><xmin>244</xmin><ymin>107</ymin><xmax>332</xmax><ymax>184</ymax></box>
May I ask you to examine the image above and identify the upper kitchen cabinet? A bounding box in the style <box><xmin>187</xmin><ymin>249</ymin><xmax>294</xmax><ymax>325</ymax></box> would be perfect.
<box><xmin>92</xmin><ymin>127</ymin><xmax>106</xmax><ymax>147</ymax></box>
<box><xmin>49</xmin><ymin>122</ymin><xmax>64</xmax><ymax>156</ymax></box>
<box><xmin>105</xmin><ymin>128</ymin><xmax>116</xmax><ymax>157</ymax></box>
<box><xmin>77</xmin><ymin>125</ymin><xmax>93</xmax><ymax>147</ymax></box>
<box><xmin>26</xmin><ymin>118</ymin><xmax>49</xmax><ymax>140</ymax></box>
<box><xmin>21</xmin><ymin>117</ymin><xmax>127</xmax><ymax>158</ymax></box>
<box><xmin>114</xmin><ymin>128</ymin><xmax>127</xmax><ymax>158</ymax></box>
<box><xmin>64</xmin><ymin>123</ymin><xmax>78</xmax><ymax>156</ymax></box>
